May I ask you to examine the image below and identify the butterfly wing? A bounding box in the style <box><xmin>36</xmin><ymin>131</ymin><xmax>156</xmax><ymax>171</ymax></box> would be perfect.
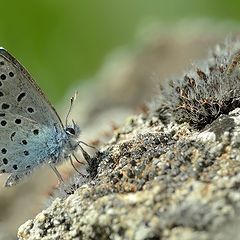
<box><xmin>0</xmin><ymin>48</ymin><xmax>64</xmax><ymax>127</ymax></box>
<box><xmin>0</xmin><ymin>48</ymin><xmax>66</xmax><ymax>184</ymax></box>
<box><xmin>0</xmin><ymin>112</ymin><xmax>61</xmax><ymax>171</ymax></box>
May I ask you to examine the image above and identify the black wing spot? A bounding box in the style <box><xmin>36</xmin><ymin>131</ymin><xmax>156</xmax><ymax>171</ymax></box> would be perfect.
<box><xmin>0</xmin><ymin>113</ymin><xmax>5</xmax><ymax>117</ymax></box>
<box><xmin>1</xmin><ymin>120</ymin><xmax>7</xmax><ymax>126</ymax></box>
<box><xmin>13</xmin><ymin>164</ymin><xmax>18</xmax><ymax>170</ymax></box>
<box><xmin>0</xmin><ymin>61</ymin><xmax>4</xmax><ymax>65</ymax></box>
<box><xmin>27</xmin><ymin>107</ymin><xmax>34</xmax><ymax>113</ymax></box>
<box><xmin>15</xmin><ymin>119</ymin><xmax>21</xmax><ymax>124</ymax></box>
<box><xmin>2</xmin><ymin>103</ymin><xmax>10</xmax><ymax>110</ymax></box>
<box><xmin>2</xmin><ymin>158</ymin><xmax>8</xmax><ymax>165</ymax></box>
<box><xmin>17</xmin><ymin>92</ymin><xmax>26</xmax><ymax>102</ymax></box>
<box><xmin>24</xmin><ymin>150</ymin><xmax>29</xmax><ymax>156</ymax></box>
<box><xmin>1</xmin><ymin>148</ymin><xmax>7</xmax><ymax>154</ymax></box>
<box><xmin>0</xmin><ymin>91</ymin><xmax>3</xmax><ymax>97</ymax></box>
<box><xmin>22</xmin><ymin>140</ymin><xmax>27</xmax><ymax>145</ymax></box>
<box><xmin>33</xmin><ymin>129</ymin><xmax>39</xmax><ymax>135</ymax></box>
<box><xmin>26</xmin><ymin>165</ymin><xmax>31</xmax><ymax>169</ymax></box>
<box><xmin>9</xmin><ymin>72</ymin><xmax>14</xmax><ymax>77</ymax></box>
<box><xmin>1</xmin><ymin>169</ymin><xmax>6</xmax><ymax>173</ymax></box>
<box><xmin>10</xmin><ymin>132</ymin><xmax>16</xmax><ymax>141</ymax></box>
<box><xmin>0</xmin><ymin>74</ymin><xmax>6</xmax><ymax>80</ymax></box>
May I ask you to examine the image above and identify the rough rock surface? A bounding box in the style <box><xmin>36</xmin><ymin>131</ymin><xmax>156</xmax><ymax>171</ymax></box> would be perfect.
<box><xmin>18</xmin><ymin>107</ymin><xmax>240</xmax><ymax>240</ymax></box>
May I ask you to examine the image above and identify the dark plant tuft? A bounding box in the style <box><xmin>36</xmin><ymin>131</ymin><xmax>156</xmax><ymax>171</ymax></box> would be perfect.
<box><xmin>155</xmin><ymin>38</ymin><xmax>240</xmax><ymax>129</ymax></box>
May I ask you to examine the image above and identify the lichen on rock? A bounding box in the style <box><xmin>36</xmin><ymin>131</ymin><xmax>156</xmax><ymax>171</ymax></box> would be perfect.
<box><xmin>154</xmin><ymin>38</ymin><xmax>240</xmax><ymax>129</ymax></box>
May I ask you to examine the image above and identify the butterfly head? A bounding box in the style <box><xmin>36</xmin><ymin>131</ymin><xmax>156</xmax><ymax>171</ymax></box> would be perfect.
<box><xmin>65</xmin><ymin>120</ymin><xmax>81</xmax><ymax>139</ymax></box>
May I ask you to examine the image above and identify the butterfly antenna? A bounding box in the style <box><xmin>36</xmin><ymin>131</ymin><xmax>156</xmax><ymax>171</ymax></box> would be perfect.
<box><xmin>65</xmin><ymin>92</ymin><xmax>78</xmax><ymax>127</ymax></box>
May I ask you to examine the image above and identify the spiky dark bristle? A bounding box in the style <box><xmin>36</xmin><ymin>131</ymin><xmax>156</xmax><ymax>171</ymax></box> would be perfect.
<box><xmin>156</xmin><ymin>39</ymin><xmax>240</xmax><ymax>129</ymax></box>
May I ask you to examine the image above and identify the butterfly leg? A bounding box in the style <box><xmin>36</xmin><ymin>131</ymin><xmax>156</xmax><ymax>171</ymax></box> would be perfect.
<box><xmin>78</xmin><ymin>140</ymin><xmax>98</xmax><ymax>151</ymax></box>
<box><xmin>72</xmin><ymin>153</ymin><xmax>85</xmax><ymax>165</ymax></box>
<box><xmin>78</xmin><ymin>144</ymin><xmax>92</xmax><ymax>165</ymax></box>
<box><xmin>49</xmin><ymin>162</ymin><xmax>64</xmax><ymax>184</ymax></box>
<box><xmin>69</xmin><ymin>156</ymin><xmax>85</xmax><ymax>177</ymax></box>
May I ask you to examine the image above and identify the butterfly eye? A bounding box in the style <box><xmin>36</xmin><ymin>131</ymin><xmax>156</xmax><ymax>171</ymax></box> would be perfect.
<box><xmin>66</xmin><ymin>127</ymin><xmax>75</xmax><ymax>135</ymax></box>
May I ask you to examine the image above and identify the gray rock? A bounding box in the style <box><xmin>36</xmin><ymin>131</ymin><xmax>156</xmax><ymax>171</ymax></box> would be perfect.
<box><xmin>17</xmin><ymin>108</ymin><xmax>240</xmax><ymax>240</ymax></box>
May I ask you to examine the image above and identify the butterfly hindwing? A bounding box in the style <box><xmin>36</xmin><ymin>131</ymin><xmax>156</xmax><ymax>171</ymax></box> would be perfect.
<box><xmin>0</xmin><ymin>112</ymin><xmax>61</xmax><ymax>175</ymax></box>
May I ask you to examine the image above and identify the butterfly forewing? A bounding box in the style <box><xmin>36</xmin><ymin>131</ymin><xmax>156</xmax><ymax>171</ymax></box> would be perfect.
<box><xmin>0</xmin><ymin>48</ymin><xmax>66</xmax><ymax>179</ymax></box>
<box><xmin>0</xmin><ymin>48</ymin><xmax>63</xmax><ymax>127</ymax></box>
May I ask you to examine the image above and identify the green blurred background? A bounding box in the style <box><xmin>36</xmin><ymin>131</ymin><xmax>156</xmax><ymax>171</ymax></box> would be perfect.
<box><xmin>0</xmin><ymin>0</ymin><xmax>239</xmax><ymax>103</ymax></box>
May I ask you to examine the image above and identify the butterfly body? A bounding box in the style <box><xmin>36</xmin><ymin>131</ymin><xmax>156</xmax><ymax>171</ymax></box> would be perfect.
<box><xmin>0</xmin><ymin>48</ymin><xmax>82</xmax><ymax>187</ymax></box>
